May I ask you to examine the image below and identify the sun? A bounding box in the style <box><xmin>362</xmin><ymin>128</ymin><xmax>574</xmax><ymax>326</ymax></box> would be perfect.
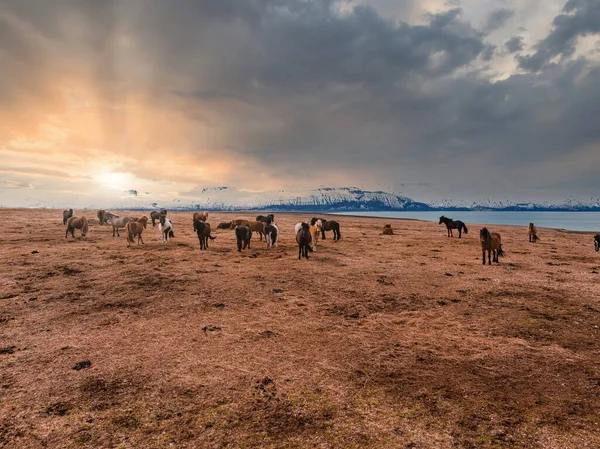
<box><xmin>98</xmin><ymin>171</ymin><xmax>130</xmax><ymax>191</ymax></box>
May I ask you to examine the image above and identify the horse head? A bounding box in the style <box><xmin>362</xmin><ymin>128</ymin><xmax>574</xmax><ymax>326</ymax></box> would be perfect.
<box><xmin>479</xmin><ymin>228</ymin><xmax>490</xmax><ymax>242</ymax></box>
<box><xmin>439</xmin><ymin>216</ymin><xmax>445</xmax><ymax>224</ymax></box>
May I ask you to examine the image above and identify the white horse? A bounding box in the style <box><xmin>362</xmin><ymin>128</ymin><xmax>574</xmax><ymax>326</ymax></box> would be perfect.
<box><xmin>159</xmin><ymin>215</ymin><xmax>174</xmax><ymax>243</ymax></box>
<box><xmin>106</xmin><ymin>212</ymin><xmax>134</xmax><ymax>237</ymax></box>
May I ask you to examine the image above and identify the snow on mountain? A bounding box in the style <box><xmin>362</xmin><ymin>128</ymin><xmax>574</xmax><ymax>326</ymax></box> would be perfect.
<box><xmin>16</xmin><ymin>186</ymin><xmax>600</xmax><ymax>211</ymax></box>
<box><xmin>99</xmin><ymin>187</ymin><xmax>600</xmax><ymax>212</ymax></box>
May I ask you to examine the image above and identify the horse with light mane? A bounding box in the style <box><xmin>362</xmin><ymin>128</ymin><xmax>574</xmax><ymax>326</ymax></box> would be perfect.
<box><xmin>480</xmin><ymin>228</ymin><xmax>504</xmax><ymax>265</ymax></box>
<box><xmin>159</xmin><ymin>214</ymin><xmax>174</xmax><ymax>244</ymax></box>
<box><xmin>63</xmin><ymin>209</ymin><xmax>73</xmax><ymax>225</ymax></box>
<box><xmin>150</xmin><ymin>209</ymin><xmax>168</xmax><ymax>227</ymax></box>
<box><xmin>528</xmin><ymin>223</ymin><xmax>540</xmax><ymax>242</ymax></box>
<box><xmin>311</xmin><ymin>217</ymin><xmax>341</xmax><ymax>241</ymax></box>
<box><xmin>296</xmin><ymin>222</ymin><xmax>313</xmax><ymax>260</ymax></box>
<box><xmin>106</xmin><ymin>212</ymin><xmax>135</xmax><ymax>237</ymax></box>
<box><xmin>264</xmin><ymin>222</ymin><xmax>279</xmax><ymax>248</ymax></box>
<box><xmin>193</xmin><ymin>211</ymin><xmax>209</xmax><ymax>222</ymax></box>
<box><xmin>439</xmin><ymin>216</ymin><xmax>468</xmax><ymax>238</ymax></box>
<box><xmin>66</xmin><ymin>216</ymin><xmax>88</xmax><ymax>239</ymax></box>
<box><xmin>126</xmin><ymin>216</ymin><xmax>149</xmax><ymax>247</ymax></box>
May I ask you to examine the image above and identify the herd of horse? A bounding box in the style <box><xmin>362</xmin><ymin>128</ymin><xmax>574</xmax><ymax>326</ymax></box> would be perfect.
<box><xmin>61</xmin><ymin>209</ymin><xmax>600</xmax><ymax>263</ymax></box>
<box><xmin>62</xmin><ymin>209</ymin><xmax>342</xmax><ymax>260</ymax></box>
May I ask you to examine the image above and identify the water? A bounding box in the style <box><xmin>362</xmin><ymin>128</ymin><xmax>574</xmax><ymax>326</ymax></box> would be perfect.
<box><xmin>332</xmin><ymin>211</ymin><xmax>600</xmax><ymax>232</ymax></box>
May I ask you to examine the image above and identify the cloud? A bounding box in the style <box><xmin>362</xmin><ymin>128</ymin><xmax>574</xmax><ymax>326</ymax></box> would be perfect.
<box><xmin>0</xmin><ymin>0</ymin><xmax>600</xmax><ymax>205</ymax></box>
<box><xmin>483</xmin><ymin>8</ymin><xmax>515</xmax><ymax>33</ymax></box>
<box><xmin>505</xmin><ymin>36</ymin><xmax>525</xmax><ymax>53</ymax></box>
<box><xmin>518</xmin><ymin>0</ymin><xmax>600</xmax><ymax>71</ymax></box>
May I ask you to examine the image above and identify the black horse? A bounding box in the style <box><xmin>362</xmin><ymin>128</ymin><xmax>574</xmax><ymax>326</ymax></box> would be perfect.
<box><xmin>595</xmin><ymin>234</ymin><xmax>600</xmax><ymax>252</ymax></box>
<box><xmin>310</xmin><ymin>217</ymin><xmax>341</xmax><ymax>241</ymax></box>
<box><xmin>439</xmin><ymin>216</ymin><xmax>468</xmax><ymax>238</ymax></box>
<box><xmin>256</xmin><ymin>214</ymin><xmax>275</xmax><ymax>224</ymax></box>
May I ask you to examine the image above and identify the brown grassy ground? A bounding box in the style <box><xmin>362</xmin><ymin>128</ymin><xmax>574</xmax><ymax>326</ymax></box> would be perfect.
<box><xmin>1</xmin><ymin>208</ymin><xmax>600</xmax><ymax>448</ymax></box>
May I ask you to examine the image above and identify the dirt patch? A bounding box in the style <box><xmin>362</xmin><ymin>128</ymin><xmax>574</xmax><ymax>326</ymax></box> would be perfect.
<box><xmin>1</xmin><ymin>209</ymin><xmax>599</xmax><ymax>448</ymax></box>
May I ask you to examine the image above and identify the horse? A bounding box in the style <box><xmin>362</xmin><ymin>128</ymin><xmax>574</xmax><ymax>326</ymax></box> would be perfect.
<box><xmin>217</xmin><ymin>222</ymin><xmax>232</xmax><ymax>230</ymax></box>
<box><xmin>595</xmin><ymin>234</ymin><xmax>600</xmax><ymax>252</ymax></box>
<box><xmin>150</xmin><ymin>209</ymin><xmax>168</xmax><ymax>227</ymax></box>
<box><xmin>159</xmin><ymin>214</ymin><xmax>174</xmax><ymax>244</ymax></box>
<box><xmin>193</xmin><ymin>211</ymin><xmax>208</xmax><ymax>222</ymax></box>
<box><xmin>308</xmin><ymin>219</ymin><xmax>322</xmax><ymax>251</ymax></box>
<box><xmin>126</xmin><ymin>216</ymin><xmax>149</xmax><ymax>247</ymax></box>
<box><xmin>62</xmin><ymin>209</ymin><xmax>73</xmax><ymax>225</ymax></box>
<box><xmin>193</xmin><ymin>219</ymin><xmax>216</xmax><ymax>250</ymax></box>
<box><xmin>97</xmin><ymin>210</ymin><xmax>108</xmax><ymax>225</ymax></box>
<box><xmin>479</xmin><ymin>228</ymin><xmax>504</xmax><ymax>265</ymax></box>
<box><xmin>382</xmin><ymin>224</ymin><xmax>394</xmax><ymax>235</ymax></box>
<box><xmin>439</xmin><ymin>216</ymin><xmax>468</xmax><ymax>238</ymax></box>
<box><xmin>247</xmin><ymin>221</ymin><xmax>265</xmax><ymax>241</ymax></box>
<box><xmin>106</xmin><ymin>212</ymin><xmax>134</xmax><ymax>237</ymax></box>
<box><xmin>65</xmin><ymin>216</ymin><xmax>88</xmax><ymax>238</ymax></box>
<box><xmin>230</xmin><ymin>219</ymin><xmax>250</xmax><ymax>228</ymax></box>
<box><xmin>528</xmin><ymin>223</ymin><xmax>540</xmax><ymax>242</ymax></box>
<box><xmin>311</xmin><ymin>217</ymin><xmax>341</xmax><ymax>241</ymax></box>
<box><xmin>264</xmin><ymin>223</ymin><xmax>279</xmax><ymax>248</ymax></box>
<box><xmin>235</xmin><ymin>225</ymin><xmax>252</xmax><ymax>252</ymax></box>
<box><xmin>296</xmin><ymin>222</ymin><xmax>313</xmax><ymax>260</ymax></box>
<box><xmin>256</xmin><ymin>214</ymin><xmax>275</xmax><ymax>224</ymax></box>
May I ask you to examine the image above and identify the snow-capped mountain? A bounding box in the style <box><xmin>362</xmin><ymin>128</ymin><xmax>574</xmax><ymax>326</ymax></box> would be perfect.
<box><xmin>91</xmin><ymin>186</ymin><xmax>600</xmax><ymax>212</ymax></box>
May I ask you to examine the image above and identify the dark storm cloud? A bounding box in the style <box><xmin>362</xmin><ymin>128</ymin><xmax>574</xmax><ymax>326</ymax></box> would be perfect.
<box><xmin>505</xmin><ymin>36</ymin><xmax>525</xmax><ymax>53</ymax></box>
<box><xmin>483</xmin><ymin>8</ymin><xmax>515</xmax><ymax>33</ymax></box>
<box><xmin>518</xmin><ymin>0</ymin><xmax>600</xmax><ymax>71</ymax></box>
<box><xmin>2</xmin><ymin>0</ymin><xmax>600</xmax><ymax>198</ymax></box>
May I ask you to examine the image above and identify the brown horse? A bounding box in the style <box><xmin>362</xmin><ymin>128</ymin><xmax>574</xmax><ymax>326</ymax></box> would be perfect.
<box><xmin>150</xmin><ymin>209</ymin><xmax>168</xmax><ymax>227</ymax></box>
<box><xmin>382</xmin><ymin>224</ymin><xmax>394</xmax><ymax>235</ymax></box>
<box><xmin>62</xmin><ymin>209</ymin><xmax>73</xmax><ymax>225</ymax></box>
<box><xmin>311</xmin><ymin>217</ymin><xmax>341</xmax><ymax>241</ymax></box>
<box><xmin>66</xmin><ymin>216</ymin><xmax>88</xmax><ymax>238</ymax></box>
<box><xmin>480</xmin><ymin>228</ymin><xmax>504</xmax><ymax>265</ymax></box>
<box><xmin>193</xmin><ymin>211</ymin><xmax>208</xmax><ymax>222</ymax></box>
<box><xmin>193</xmin><ymin>219</ymin><xmax>216</xmax><ymax>250</ymax></box>
<box><xmin>97</xmin><ymin>210</ymin><xmax>108</xmax><ymax>225</ymax></box>
<box><xmin>528</xmin><ymin>223</ymin><xmax>540</xmax><ymax>242</ymax></box>
<box><xmin>126</xmin><ymin>216</ymin><xmax>149</xmax><ymax>247</ymax></box>
<box><xmin>595</xmin><ymin>234</ymin><xmax>600</xmax><ymax>252</ymax></box>
<box><xmin>296</xmin><ymin>222</ymin><xmax>313</xmax><ymax>260</ymax></box>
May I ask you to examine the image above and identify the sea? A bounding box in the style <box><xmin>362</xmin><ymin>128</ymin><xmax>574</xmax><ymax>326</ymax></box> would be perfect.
<box><xmin>332</xmin><ymin>211</ymin><xmax>600</xmax><ymax>232</ymax></box>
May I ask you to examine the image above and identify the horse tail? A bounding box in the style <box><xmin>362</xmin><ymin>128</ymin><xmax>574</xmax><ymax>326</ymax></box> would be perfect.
<box><xmin>497</xmin><ymin>244</ymin><xmax>505</xmax><ymax>257</ymax></box>
<box><xmin>463</xmin><ymin>223</ymin><xmax>468</xmax><ymax>234</ymax></box>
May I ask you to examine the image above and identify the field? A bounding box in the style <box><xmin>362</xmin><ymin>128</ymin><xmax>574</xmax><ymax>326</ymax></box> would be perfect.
<box><xmin>1</xmin><ymin>208</ymin><xmax>600</xmax><ymax>448</ymax></box>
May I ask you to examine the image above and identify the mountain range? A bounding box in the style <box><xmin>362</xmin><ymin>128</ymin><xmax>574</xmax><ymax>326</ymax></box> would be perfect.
<box><xmin>99</xmin><ymin>186</ymin><xmax>600</xmax><ymax>212</ymax></box>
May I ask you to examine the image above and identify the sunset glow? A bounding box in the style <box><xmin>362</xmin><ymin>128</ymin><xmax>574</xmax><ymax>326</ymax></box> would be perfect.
<box><xmin>1</xmin><ymin>0</ymin><xmax>599</xmax><ymax>208</ymax></box>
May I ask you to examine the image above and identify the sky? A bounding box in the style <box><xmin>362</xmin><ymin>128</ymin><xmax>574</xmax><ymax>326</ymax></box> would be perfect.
<box><xmin>1</xmin><ymin>0</ymin><xmax>600</xmax><ymax>207</ymax></box>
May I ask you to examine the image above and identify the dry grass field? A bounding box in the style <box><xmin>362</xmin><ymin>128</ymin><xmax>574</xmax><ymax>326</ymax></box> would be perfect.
<box><xmin>1</xmin><ymin>208</ymin><xmax>600</xmax><ymax>448</ymax></box>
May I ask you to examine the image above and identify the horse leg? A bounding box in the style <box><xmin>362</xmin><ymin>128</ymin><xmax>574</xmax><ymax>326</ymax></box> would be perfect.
<box><xmin>458</xmin><ymin>228</ymin><xmax>462</xmax><ymax>238</ymax></box>
<box><xmin>298</xmin><ymin>246</ymin><xmax>302</xmax><ymax>260</ymax></box>
<box><xmin>488</xmin><ymin>250</ymin><xmax>492</xmax><ymax>265</ymax></box>
<box><xmin>321</xmin><ymin>229</ymin><xmax>326</xmax><ymax>240</ymax></box>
